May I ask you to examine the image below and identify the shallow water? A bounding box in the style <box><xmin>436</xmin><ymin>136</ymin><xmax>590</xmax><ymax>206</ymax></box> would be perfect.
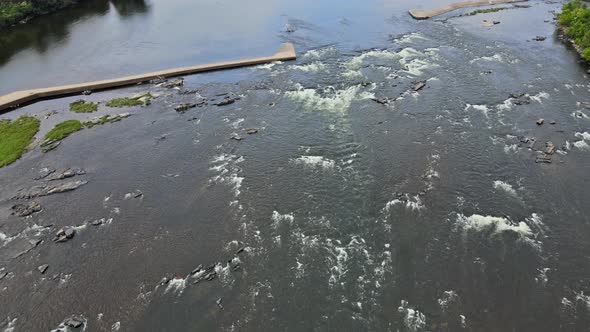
<box><xmin>1</xmin><ymin>0</ymin><xmax>590</xmax><ymax>331</ymax></box>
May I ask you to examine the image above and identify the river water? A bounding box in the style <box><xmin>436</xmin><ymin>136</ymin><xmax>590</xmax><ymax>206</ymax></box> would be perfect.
<box><xmin>1</xmin><ymin>0</ymin><xmax>590</xmax><ymax>331</ymax></box>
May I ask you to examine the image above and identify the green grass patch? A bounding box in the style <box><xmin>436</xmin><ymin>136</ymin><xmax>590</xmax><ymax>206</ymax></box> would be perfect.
<box><xmin>0</xmin><ymin>0</ymin><xmax>75</xmax><ymax>28</ymax></box>
<box><xmin>465</xmin><ymin>7</ymin><xmax>510</xmax><ymax>16</ymax></box>
<box><xmin>559</xmin><ymin>0</ymin><xmax>590</xmax><ymax>60</ymax></box>
<box><xmin>106</xmin><ymin>97</ymin><xmax>144</xmax><ymax>108</ymax></box>
<box><xmin>0</xmin><ymin>116</ymin><xmax>40</xmax><ymax>167</ymax></box>
<box><xmin>43</xmin><ymin>120</ymin><xmax>83</xmax><ymax>144</ymax></box>
<box><xmin>69</xmin><ymin>100</ymin><xmax>98</xmax><ymax>113</ymax></box>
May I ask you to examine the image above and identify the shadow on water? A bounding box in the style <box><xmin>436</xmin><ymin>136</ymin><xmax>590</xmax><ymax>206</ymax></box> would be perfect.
<box><xmin>0</xmin><ymin>0</ymin><xmax>150</xmax><ymax>66</ymax></box>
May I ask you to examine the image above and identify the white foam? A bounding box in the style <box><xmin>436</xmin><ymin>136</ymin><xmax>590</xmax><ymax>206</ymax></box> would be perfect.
<box><xmin>575</xmin><ymin>132</ymin><xmax>590</xmax><ymax>141</ymax></box>
<box><xmin>164</xmin><ymin>277</ymin><xmax>186</xmax><ymax>295</ymax></box>
<box><xmin>438</xmin><ymin>290</ymin><xmax>459</xmax><ymax>312</ymax></box>
<box><xmin>290</xmin><ymin>62</ymin><xmax>327</xmax><ymax>72</ymax></box>
<box><xmin>456</xmin><ymin>214</ymin><xmax>532</xmax><ymax>237</ymax></box>
<box><xmin>465</xmin><ymin>104</ymin><xmax>490</xmax><ymax>116</ymax></box>
<box><xmin>209</xmin><ymin>154</ymin><xmax>245</xmax><ymax>197</ymax></box>
<box><xmin>470</xmin><ymin>54</ymin><xmax>504</xmax><ymax>64</ymax></box>
<box><xmin>575</xmin><ymin>291</ymin><xmax>590</xmax><ymax>310</ymax></box>
<box><xmin>398</xmin><ymin>300</ymin><xmax>427</xmax><ymax>332</ymax></box>
<box><xmin>111</xmin><ymin>322</ymin><xmax>121</xmax><ymax>331</ymax></box>
<box><xmin>255</xmin><ymin>61</ymin><xmax>283</xmax><ymax>70</ymax></box>
<box><xmin>394</xmin><ymin>32</ymin><xmax>429</xmax><ymax>44</ymax></box>
<box><xmin>493</xmin><ymin>180</ymin><xmax>518</xmax><ymax>197</ymax></box>
<box><xmin>530</xmin><ymin>92</ymin><xmax>549</xmax><ymax>103</ymax></box>
<box><xmin>385</xmin><ymin>194</ymin><xmax>424</xmax><ymax>211</ymax></box>
<box><xmin>3</xmin><ymin>317</ymin><xmax>17</xmax><ymax>332</ymax></box>
<box><xmin>573</xmin><ymin>140</ymin><xmax>590</xmax><ymax>150</ymax></box>
<box><xmin>303</xmin><ymin>47</ymin><xmax>337</xmax><ymax>59</ymax></box>
<box><xmin>293</xmin><ymin>156</ymin><xmax>335</xmax><ymax>170</ymax></box>
<box><xmin>271</xmin><ymin>211</ymin><xmax>295</xmax><ymax>229</ymax></box>
<box><xmin>285</xmin><ymin>85</ymin><xmax>361</xmax><ymax>113</ymax></box>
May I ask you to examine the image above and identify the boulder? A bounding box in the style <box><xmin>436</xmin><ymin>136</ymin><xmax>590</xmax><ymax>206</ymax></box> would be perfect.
<box><xmin>11</xmin><ymin>202</ymin><xmax>42</xmax><ymax>217</ymax></box>
<box><xmin>37</xmin><ymin>264</ymin><xmax>49</xmax><ymax>274</ymax></box>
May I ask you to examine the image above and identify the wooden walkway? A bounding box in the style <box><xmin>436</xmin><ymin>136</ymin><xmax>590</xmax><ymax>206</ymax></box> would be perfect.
<box><xmin>0</xmin><ymin>43</ymin><xmax>296</xmax><ymax>112</ymax></box>
<box><xmin>409</xmin><ymin>0</ymin><xmax>529</xmax><ymax>19</ymax></box>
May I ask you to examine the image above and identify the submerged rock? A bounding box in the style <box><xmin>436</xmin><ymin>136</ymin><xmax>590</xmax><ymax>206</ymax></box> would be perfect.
<box><xmin>34</xmin><ymin>167</ymin><xmax>56</xmax><ymax>180</ymax></box>
<box><xmin>14</xmin><ymin>181</ymin><xmax>88</xmax><ymax>200</ymax></box>
<box><xmin>160</xmin><ymin>78</ymin><xmax>184</xmax><ymax>88</ymax></box>
<box><xmin>216</xmin><ymin>97</ymin><xmax>236</xmax><ymax>106</ymax></box>
<box><xmin>174</xmin><ymin>103</ymin><xmax>197</xmax><ymax>113</ymax></box>
<box><xmin>11</xmin><ymin>201</ymin><xmax>42</xmax><ymax>217</ymax></box>
<box><xmin>230</xmin><ymin>134</ymin><xmax>243</xmax><ymax>141</ymax></box>
<box><xmin>532</xmin><ymin>36</ymin><xmax>546</xmax><ymax>41</ymax></box>
<box><xmin>46</xmin><ymin>168</ymin><xmax>86</xmax><ymax>181</ymax></box>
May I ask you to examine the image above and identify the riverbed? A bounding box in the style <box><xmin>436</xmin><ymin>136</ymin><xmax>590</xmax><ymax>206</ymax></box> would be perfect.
<box><xmin>1</xmin><ymin>0</ymin><xmax>590</xmax><ymax>331</ymax></box>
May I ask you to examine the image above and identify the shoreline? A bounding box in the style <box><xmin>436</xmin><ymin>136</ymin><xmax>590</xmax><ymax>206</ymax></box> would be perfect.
<box><xmin>0</xmin><ymin>0</ymin><xmax>81</xmax><ymax>30</ymax></box>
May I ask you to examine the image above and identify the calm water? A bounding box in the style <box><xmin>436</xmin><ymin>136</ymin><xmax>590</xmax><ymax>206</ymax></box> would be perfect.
<box><xmin>1</xmin><ymin>0</ymin><xmax>590</xmax><ymax>331</ymax></box>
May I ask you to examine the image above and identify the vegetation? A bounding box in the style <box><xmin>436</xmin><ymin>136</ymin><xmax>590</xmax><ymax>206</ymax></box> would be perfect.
<box><xmin>465</xmin><ymin>7</ymin><xmax>510</xmax><ymax>16</ymax></box>
<box><xmin>43</xmin><ymin>119</ymin><xmax>82</xmax><ymax>144</ymax></box>
<box><xmin>105</xmin><ymin>97</ymin><xmax>144</xmax><ymax>108</ymax></box>
<box><xmin>69</xmin><ymin>100</ymin><xmax>98</xmax><ymax>113</ymax></box>
<box><xmin>0</xmin><ymin>116</ymin><xmax>40</xmax><ymax>167</ymax></box>
<box><xmin>559</xmin><ymin>0</ymin><xmax>590</xmax><ymax>60</ymax></box>
<box><xmin>0</xmin><ymin>0</ymin><xmax>76</xmax><ymax>29</ymax></box>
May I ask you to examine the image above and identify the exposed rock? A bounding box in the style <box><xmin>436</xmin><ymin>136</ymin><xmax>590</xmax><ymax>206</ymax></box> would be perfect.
<box><xmin>14</xmin><ymin>180</ymin><xmax>88</xmax><ymax>200</ymax></box>
<box><xmin>174</xmin><ymin>103</ymin><xmax>197</xmax><ymax>113</ymax></box>
<box><xmin>550</xmin><ymin>120</ymin><xmax>556</xmax><ymax>125</ymax></box>
<box><xmin>42</xmin><ymin>141</ymin><xmax>61</xmax><ymax>153</ymax></box>
<box><xmin>235</xmin><ymin>247</ymin><xmax>246</xmax><ymax>255</ymax></box>
<box><xmin>54</xmin><ymin>228</ymin><xmax>76</xmax><ymax>243</ymax></box>
<box><xmin>34</xmin><ymin>167</ymin><xmax>56</xmax><ymax>180</ymax></box>
<box><xmin>11</xmin><ymin>202</ymin><xmax>42</xmax><ymax>217</ymax></box>
<box><xmin>191</xmin><ymin>265</ymin><xmax>203</xmax><ymax>275</ymax></box>
<box><xmin>0</xmin><ymin>272</ymin><xmax>7</xmax><ymax>280</ymax></box>
<box><xmin>230</xmin><ymin>134</ymin><xmax>243</xmax><ymax>141</ymax></box>
<box><xmin>535</xmin><ymin>154</ymin><xmax>552</xmax><ymax>164</ymax></box>
<box><xmin>47</xmin><ymin>168</ymin><xmax>86</xmax><ymax>181</ymax></box>
<box><xmin>371</xmin><ymin>97</ymin><xmax>389</xmax><ymax>105</ymax></box>
<box><xmin>536</xmin><ymin>118</ymin><xmax>544</xmax><ymax>125</ymax></box>
<box><xmin>245</xmin><ymin>128</ymin><xmax>258</xmax><ymax>134</ymax></box>
<box><xmin>216</xmin><ymin>97</ymin><xmax>236</xmax><ymax>106</ymax></box>
<box><xmin>544</xmin><ymin>142</ymin><xmax>556</xmax><ymax>155</ymax></box>
<box><xmin>149</xmin><ymin>76</ymin><xmax>167</xmax><ymax>85</ymax></box>
<box><xmin>37</xmin><ymin>264</ymin><xmax>49</xmax><ymax>274</ymax></box>
<box><xmin>160</xmin><ymin>78</ymin><xmax>184</xmax><ymax>88</ymax></box>
<box><xmin>413</xmin><ymin>80</ymin><xmax>427</xmax><ymax>92</ymax></box>
<box><xmin>216</xmin><ymin>297</ymin><xmax>223</xmax><ymax>309</ymax></box>
<box><xmin>64</xmin><ymin>316</ymin><xmax>84</xmax><ymax>328</ymax></box>
<box><xmin>124</xmin><ymin>190</ymin><xmax>143</xmax><ymax>200</ymax></box>
<box><xmin>510</xmin><ymin>93</ymin><xmax>531</xmax><ymax>105</ymax></box>
<box><xmin>90</xmin><ymin>218</ymin><xmax>112</xmax><ymax>226</ymax></box>
<box><xmin>82</xmin><ymin>90</ymin><xmax>92</xmax><ymax>95</ymax></box>
<box><xmin>532</xmin><ymin>36</ymin><xmax>546</xmax><ymax>41</ymax></box>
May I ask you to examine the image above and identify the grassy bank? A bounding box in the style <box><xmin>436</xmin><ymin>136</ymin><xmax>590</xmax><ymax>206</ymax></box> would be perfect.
<box><xmin>558</xmin><ymin>0</ymin><xmax>590</xmax><ymax>60</ymax></box>
<box><xmin>0</xmin><ymin>116</ymin><xmax>40</xmax><ymax>167</ymax></box>
<box><xmin>0</xmin><ymin>0</ymin><xmax>77</xmax><ymax>29</ymax></box>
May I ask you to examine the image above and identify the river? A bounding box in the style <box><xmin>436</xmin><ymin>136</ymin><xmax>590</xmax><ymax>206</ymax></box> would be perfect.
<box><xmin>1</xmin><ymin>0</ymin><xmax>590</xmax><ymax>331</ymax></box>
